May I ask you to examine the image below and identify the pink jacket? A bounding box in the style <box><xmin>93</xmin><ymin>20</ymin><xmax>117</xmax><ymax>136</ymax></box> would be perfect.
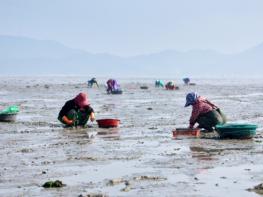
<box><xmin>189</xmin><ymin>96</ymin><xmax>218</xmax><ymax>128</ymax></box>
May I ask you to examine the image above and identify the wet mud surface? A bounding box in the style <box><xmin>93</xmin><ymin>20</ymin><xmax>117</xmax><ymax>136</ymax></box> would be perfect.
<box><xmin>0</xmin><ymin>76</ymin><xmax>263</xmax><ymax>196</ymax></box>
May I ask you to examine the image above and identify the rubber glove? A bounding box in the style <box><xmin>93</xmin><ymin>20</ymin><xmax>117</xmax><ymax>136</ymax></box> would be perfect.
<box><xmin>188</xmin><ymin>125</ymin><xmax>194</xmax><ymax>129</ymax></box>
<box><xmin>90</xmin><ymin>112</ymin><xmax>95</xmax><ymax>122</ymax></box>
<box><xmin>62</xmin><ymin>116</ymin><xmax>74</xmax><ymax>125</ymax></box>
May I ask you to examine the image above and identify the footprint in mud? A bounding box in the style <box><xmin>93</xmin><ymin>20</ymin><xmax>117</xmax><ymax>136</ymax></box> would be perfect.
<box><xmin>133</xmin><ymin>175</ymin><xmax>167</xmax><ymax>181</ymax></box>
<box><xmin>97</xmin><ymin>129</ymin><xmax>119</xmax><ymax>135</ymax></box>
<box><xmin>79</xmin><ymin>194</ymin><xmax>108</xmax><ymax>197</ymax></box>
<box><xmin>100</xmin><ymin>104</ymin><xmax>115</xmax><ymax>112</ymax></box>
<box><xmin>107</xmin><ymin>178</ymin><xmax>125</xmax><ymax>186</ymax></box>
<box><xmin>106</xmin><ymin>175</ymin><xmax>166</xmax><ymax>192</ymax></box>
<box><xmin>67</xmin><ymin>156</ymin><xmax>98</xmax><ymax>161</ymax></box>
<box><xmin>20</xmin><ymin>148</ymin><xmax>33</xmax><ymax>153</ymax></box>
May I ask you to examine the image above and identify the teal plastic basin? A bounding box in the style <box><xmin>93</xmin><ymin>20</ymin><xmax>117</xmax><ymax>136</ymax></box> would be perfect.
<box><xmin>215</xmin><ymin>123</ymin><xmax>257</xmax><ymax>139</ymax></box>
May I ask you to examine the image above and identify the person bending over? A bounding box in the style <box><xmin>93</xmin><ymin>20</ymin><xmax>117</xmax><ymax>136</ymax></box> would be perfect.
<box><xmin>58</xmin><ymin>92</ymin><xmax>95</xmax><ymax>127</ymax></box>
<box><xmin>185</xmin><ymin>92</ymin><xmax>226</xmax><ymax>132</ymax></box>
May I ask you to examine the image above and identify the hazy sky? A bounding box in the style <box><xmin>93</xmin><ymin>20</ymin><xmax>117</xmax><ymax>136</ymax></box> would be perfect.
<box><xmin>1</xmin><ymin>0</ymin><xmax>263</xmax><ymax>56</ymax></box>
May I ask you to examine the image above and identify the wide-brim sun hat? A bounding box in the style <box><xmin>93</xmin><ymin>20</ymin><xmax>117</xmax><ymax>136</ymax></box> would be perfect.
<box><xmin>74</xmin><ymin>92</ymin><xmax>90</xmax><ymax>108</ymax></box>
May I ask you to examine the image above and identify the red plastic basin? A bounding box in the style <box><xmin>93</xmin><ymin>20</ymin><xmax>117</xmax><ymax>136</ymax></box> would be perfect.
<box><xmin>165</xmin><ymin>86</ymin><xmax>179</xmax><ymax>90</ymax></box>
<box><xmin>96</xmin><ymin>119</ymin><xmax>120</xmax><ymax>128</ymax></box>
<box><xmin>172</xmin><ymin>128</ymin><xmax>200</xmax><ymax>138</ymax></box>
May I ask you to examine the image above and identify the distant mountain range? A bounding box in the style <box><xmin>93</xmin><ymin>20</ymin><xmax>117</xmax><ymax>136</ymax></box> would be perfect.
<box><xmin>0</xmin><ymin>35</ymin><xmax>262</xmax><ymax>77</ymax></box>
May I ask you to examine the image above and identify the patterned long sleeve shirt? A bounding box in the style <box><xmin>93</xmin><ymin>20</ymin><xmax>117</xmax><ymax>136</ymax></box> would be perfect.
<box><xmin>189</xmin><ymin>96</ymin><xmax>218</xmax><ymax>128</ymax></box>
<box><xmin>58</xmin><ymin>99</ymin><xmax>94</xmax><ymax>121</ymax></box>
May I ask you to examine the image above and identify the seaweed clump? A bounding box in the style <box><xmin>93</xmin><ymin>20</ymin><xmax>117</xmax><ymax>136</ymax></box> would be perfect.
<box><xmin>42</xmin><ymin>180</ymin><xmax>65</xmax><ymax>188</ymax></box>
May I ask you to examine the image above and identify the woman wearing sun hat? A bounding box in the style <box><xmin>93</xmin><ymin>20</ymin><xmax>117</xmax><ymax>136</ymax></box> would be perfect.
<box><xmin>58</xmin><ymin>92</ymin><xmax>95</xmax><ymax>127</ymax></box>
<box><xmin>185</xmin><ymin>92</ymin><xmax>226</xmax><ymax>132</ymax></box>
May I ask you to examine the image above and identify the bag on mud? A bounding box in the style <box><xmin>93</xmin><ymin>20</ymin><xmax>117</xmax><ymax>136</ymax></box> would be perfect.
<box><xmin>216</xmin><ymin>108</ymin><xmax>227</xmax><ymax>124</ymax></box>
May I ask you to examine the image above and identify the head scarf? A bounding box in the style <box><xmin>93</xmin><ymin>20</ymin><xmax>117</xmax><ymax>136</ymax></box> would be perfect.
<box><xmin>184</xmin><ymin>92</ymin><xmax>198</xmax><ymax>107</ymax></box>
<box><xmin>74</xmin><ymin>92</ymin><xmax>89</xmax><ymax>108</ymax></box>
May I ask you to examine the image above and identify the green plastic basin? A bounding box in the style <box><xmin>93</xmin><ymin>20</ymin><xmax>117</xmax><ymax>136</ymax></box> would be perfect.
<box><xmin>215</xmin><ymin>123</ymin><xmax>257</xmax><ymax>139</ymax></box>
<box><xmin>0</xmin><ymin>105</ymin><xmax>19</xmax><ymax>114</ymax></box>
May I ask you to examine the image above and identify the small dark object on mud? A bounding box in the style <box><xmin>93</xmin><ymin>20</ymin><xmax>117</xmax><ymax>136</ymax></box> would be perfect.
<box><xmin>20</xmin><ymin>148</ymin><xmax>33</xmax><ymax>153</ymax></box>
<box><xmin>121</xmin><ymin>186</ymin><xmax>131</xmax><ymax>192</ymax></box>
<box><xmin>79</xmin><ymin>194</ymin><xmax>108</xmax><ymax>197</ymax></box>
<box><xmin>140</xmin><ymin>86</ymin><xmax>148</xmax><ymax>89</ymax></box>
<box><xmin>42</xmin><ymin>180</ymin><xmax>65</xmax><ymax>188</ymax></box>
<box><xmin>107</xmin><ymin>178</ymin><xmax>125</xmax><ymax>186</ymax></box>
<box><xmin>42</xmin><ymin>171</ymin><xmax>47</xmax><ymax>174</ymax></box>
<box><xmin>247</xmin><ymin>183</ymin><xmax>263</xmax><ymax>194</ymax></box>
<box><xmin>133</xmin><ymin>176</ymin><xmax>167</xmax><ymax>181</ymax></box>
<box><xmin>147</xmin><ymin>107</ymin><xmax>153</xmax><ymax>110</ymax></box>
<box><xmin>44</xmin><ymin>84</ymin><xmax>50</xmax><ymax>89</ymax></box>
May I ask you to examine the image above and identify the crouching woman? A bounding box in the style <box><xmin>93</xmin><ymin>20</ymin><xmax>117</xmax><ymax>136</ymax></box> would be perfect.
<box><xmin>58</xmin><ymin>92</ymin><xmax>95</xmax><ymax>127</ymax></box>
<box><xmin>185</xmin><ymin>92</ymin><xmax>226</xmax><ymax>132</ymax></box>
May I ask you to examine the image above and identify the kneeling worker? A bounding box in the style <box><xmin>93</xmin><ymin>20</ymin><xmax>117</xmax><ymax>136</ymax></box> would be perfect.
<box><xmin>58</xmin><ymin>92</ymin><xmax>95</xmax><ymax>127</ymax></box>
<box><xmin>185</xmin><ymin>92</ymin><xmax>226</xmax><ymax>132</ymax></box>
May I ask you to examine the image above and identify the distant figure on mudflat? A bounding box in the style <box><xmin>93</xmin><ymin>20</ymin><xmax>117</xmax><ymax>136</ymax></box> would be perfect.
<box><xmin>183</xmin><ymin>78</ymin><xmax>190</xmax><ymax>85</ymax></box>
<box><xmin>183</xmin><ymin>77</ymin><xmax>196</xmax><ymax>86</ymax></box>
<box><xmin>165</xmin><ymin>81</ymin><xmax>179</xmax><ymax>90</ymax></box>
<box><xmin>106</xmin><ymin>79</ymin><xmax>122</xmax><ymax>94</ymax></box>
<box><xmin>88</xmin><ymin>77</ymin><xmax>99</xmax><ymax>88</ymax></box>
<box><xmin>155</xmin><ymin>80</ymin><xmax>164</xmax><ymax>88</ymax></box>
